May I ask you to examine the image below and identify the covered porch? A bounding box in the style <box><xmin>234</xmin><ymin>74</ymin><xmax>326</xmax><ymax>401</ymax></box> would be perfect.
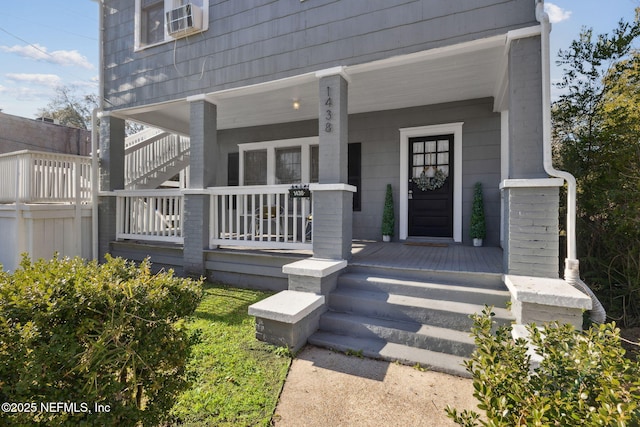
<box><xmin>99</xmin><ymin>24</ymin><xmax>561</xmax><ymax>280</ymax></box>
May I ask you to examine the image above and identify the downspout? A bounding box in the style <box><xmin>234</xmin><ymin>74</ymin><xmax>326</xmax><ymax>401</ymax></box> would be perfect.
<box><xmin>91</xmin><ymin>0</ymin><xmax>104</xmax><ymax>261</ymax></box>
<box><xmin>535</xmin><ymin>0</ymin><xmax>606</xmax><ymax>323</ymax></box>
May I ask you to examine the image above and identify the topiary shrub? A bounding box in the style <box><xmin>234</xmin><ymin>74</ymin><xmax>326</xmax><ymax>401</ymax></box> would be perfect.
<box><xmin>0</xmin><ymin>254</ymin><xmax>203</xmax><ymax>426</ymax></box>
<box><xmin>446</xmin><ymin>307</ymin><xmax>640</xmax><ymax>426</ymax></box>
<box><xmin>382</xmin><ymin>183</ymin><xmax>395</xmax><ymax>238</ymax></box>
<box><xmin>470</xmin><ymin>182</ymin><xmax>486</xmax><ymax>241</ymax></box>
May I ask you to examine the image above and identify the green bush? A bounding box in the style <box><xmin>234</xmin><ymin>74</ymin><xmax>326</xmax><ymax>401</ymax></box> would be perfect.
<box><xmin>382</xmin><ymin>183</ymin><xmax>395</xmax><ymax>237</ymax></box>
<box><xmin>470</xmin><ymin>182</ymin><xmax>485</xmax><ymax>240</ymax></box>
<box><xmin>447</xmin><ymin>307</ymin><xmax>640</xmax><ymax>426</ymax></box>
<box><xmin>0</xmin><ymin>254</ymin><xmax>203</xmax><ymax>426</ymax></box>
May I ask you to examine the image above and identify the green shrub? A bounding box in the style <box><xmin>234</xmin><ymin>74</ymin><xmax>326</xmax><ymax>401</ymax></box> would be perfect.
<box><xmin>447</xmin><ymin>307</ymin><xmax>640</xmax><ymax>426</ymax></box>
<box><xmin>0</xmin><ymin>254</ymin><xmax>203</xmax><ymax>426</ymax></box>
<box><xmin>470</xmin><ymin>182</ymin><xmax>485</xmax><ymax>240</ymax></box>
<box><xmin>382</xmin><ymin>183</ymin><xmax>395</xmax><ymax>237</ymax></box>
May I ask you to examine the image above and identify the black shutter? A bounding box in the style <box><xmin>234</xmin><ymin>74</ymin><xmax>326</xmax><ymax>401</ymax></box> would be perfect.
<box><xmin>348</xmin><ymin>143</ymin><xmax>361</xmax><ymax>211</ymax></box>
<box><xmin>228</xmin><ymin>152</ymin><xmax>239</xmax><ymax>186</ymax></box>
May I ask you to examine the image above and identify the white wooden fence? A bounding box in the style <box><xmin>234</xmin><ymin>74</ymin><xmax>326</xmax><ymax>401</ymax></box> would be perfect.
<box><xmin>0</xmin><ymin>150</ymin><xmax>91</xmax><ymax>203</ymax></box>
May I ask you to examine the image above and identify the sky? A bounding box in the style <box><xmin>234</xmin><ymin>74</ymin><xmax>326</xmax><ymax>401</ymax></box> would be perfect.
<box><xmin>0</xmin><ymin>1</ymin><xmax>638</xmax><ymax>119</ymax></box>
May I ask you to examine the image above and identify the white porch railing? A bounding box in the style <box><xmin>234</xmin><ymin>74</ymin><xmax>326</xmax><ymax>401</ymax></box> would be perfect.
<box><xmin>124</xmin><ymin>132</ymin><xmax>190</xmax><ymax>189</ymax></box>
<box><xmin>209</xmin><ymin>185</ymin><xmax>312</xmax><ymax>250</ymax></box>
<box><xmin>115</xmin><ymin>190</ymin><xmax>184</xmax><ymax>243</ymax></box>
<box><xmin>0</xmin><ymin>150</ymin><xmax>91</xmax><ymax>204</ymax></box>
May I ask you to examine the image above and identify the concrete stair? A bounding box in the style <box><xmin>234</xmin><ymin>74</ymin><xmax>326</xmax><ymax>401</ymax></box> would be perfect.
<box><xmin>308</xmin><ymin>266</ymin><xmax>514</xmax><ymax>377</ymax></box>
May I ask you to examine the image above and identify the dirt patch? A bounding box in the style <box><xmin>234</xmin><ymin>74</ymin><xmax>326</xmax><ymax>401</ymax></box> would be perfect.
<box><xmin>620</xmin><ymin>327</ymin><xmax>640</xmax><ymax>361</ymax></box>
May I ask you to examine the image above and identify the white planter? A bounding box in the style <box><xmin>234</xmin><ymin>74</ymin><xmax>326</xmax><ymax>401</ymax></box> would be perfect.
<box><xmin>473</xmin><ymin>238</ymin><xmax>483</xmax><ymax>247</ymax></box>
<box><xmin>382</xmin><ymin>235</ymin><xmax>391</xmax><ymax>242</ymax></box>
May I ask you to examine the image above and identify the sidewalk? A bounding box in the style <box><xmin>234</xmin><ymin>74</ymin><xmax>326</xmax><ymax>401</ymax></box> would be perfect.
<box><xmin>273</xmin><ymin>346</ymin><xmax>478</xmax><ymax>427</ymax></box>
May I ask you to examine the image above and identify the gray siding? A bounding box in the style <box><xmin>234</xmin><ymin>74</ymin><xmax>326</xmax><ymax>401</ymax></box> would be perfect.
<box><xmin>102</xmin><ymin>0</ymin><xmax>536</xmax><ymax>110</ymax></box>
<box><xmin>215</xmin><ymin>97</ymin><xmax>501</xmax><ymax>246</ymax></box>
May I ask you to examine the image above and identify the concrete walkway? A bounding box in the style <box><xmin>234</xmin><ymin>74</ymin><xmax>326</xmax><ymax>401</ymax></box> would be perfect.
<box><xmin>273</xmin><ymin>346</ymin><xmax>478</xmax><ymax>427</ymax></box>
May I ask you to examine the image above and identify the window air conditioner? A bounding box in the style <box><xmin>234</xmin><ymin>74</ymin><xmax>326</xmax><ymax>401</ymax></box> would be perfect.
<box><xmin>166</xmin><ymin>3</ymin><xmax>203</xmax><ymax>38</ymax></box>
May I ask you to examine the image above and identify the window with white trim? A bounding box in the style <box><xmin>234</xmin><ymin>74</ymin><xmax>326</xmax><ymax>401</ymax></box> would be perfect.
<box><xmin>134</xmin><ymin>0</ymin><xmax>209</xmax><ymax>50</ymax></box>
<box><xmin>239</xmin><ymin>137</ymin><xmax>319</xmax><ymax>186</ymax></box>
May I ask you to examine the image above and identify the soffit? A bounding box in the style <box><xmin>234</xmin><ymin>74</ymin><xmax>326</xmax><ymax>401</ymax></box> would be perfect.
<box><xmin>115</xmin><ymin>35</ymin><xmax>507</xmax><ymax>134</ymax></box>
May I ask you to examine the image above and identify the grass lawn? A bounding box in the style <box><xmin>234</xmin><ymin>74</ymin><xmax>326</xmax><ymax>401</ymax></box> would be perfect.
<box><xmin>167</xmin><ymin>283</ymin><xmax>292</xmax><ymax>426</ymax></box>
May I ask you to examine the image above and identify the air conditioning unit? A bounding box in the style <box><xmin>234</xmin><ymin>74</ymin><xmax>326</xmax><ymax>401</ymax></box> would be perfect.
<box><xmin>166</xmin><ymin>3</ymin><xmax>203</xmax><ymax>38</ymax></box>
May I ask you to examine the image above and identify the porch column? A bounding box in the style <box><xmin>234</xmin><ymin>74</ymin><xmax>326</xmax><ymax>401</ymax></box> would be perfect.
<box><xmin>501</xmin><ymin>35</ymin><xmax>561</xmax><ymax>278</ymax></box>
<box><xmin>507</xmin><ymin>35</ymin><xmax>546</xmax><ymax>179</ymax></box>
<box><xmin>183</xmin><ymin>96</ymin><xmax>218</xmax><ymax>277</ymax></box>
<box><xmin>314</xmin><ymin>70</ymin><xmax>353</xmax><ymax>260</ymax></box>
<box><xmin>97</xmin><ymin>113</ymin><xmax>125</xmax><ymax>261</ymax></box>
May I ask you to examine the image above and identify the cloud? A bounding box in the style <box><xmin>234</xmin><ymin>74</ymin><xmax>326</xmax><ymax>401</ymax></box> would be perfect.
<box><xmin>0</xmin><ymin>43</ymin><xmax>94</xmax><ymax>69</ymax></box>
<box><xmin>6</xmin><ymin>73</ymin><xmax>62</xmax><ymax>87</ymax></box>
<box><xmin>545</xmin><ymin>3</ymin><xmax>572</xmax><ymax>24</ymax></box>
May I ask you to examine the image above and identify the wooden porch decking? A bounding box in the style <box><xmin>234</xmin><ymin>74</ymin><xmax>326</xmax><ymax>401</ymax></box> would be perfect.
<box><xmin>215</xmin><ymin>239</ymin><xmax>504</xmax><ymax>275</ymax></box>
<box><xmin>350</xmin><ymin>241</ymin><xmax>503</xmax><ymax>274</ymax></box>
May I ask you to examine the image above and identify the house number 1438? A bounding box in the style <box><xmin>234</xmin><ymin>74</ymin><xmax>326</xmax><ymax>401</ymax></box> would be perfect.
<box><xmin>325</xmin><ymin>86</ymin><xmax>332</xmax><ymax>133</ymax></box>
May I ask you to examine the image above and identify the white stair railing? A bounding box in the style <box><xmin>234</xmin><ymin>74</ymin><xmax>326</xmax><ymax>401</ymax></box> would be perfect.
<box><xmin>124</xmin><ymin>131</ymin><xmax>190</xmax><ymax>189</ymax></box>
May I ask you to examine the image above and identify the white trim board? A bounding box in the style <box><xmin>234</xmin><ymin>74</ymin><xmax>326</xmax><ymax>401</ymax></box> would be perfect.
<box><xmin>399</xmin><ymin>123</ymin><xmax>463</xmax><ymax>242</ymax></box>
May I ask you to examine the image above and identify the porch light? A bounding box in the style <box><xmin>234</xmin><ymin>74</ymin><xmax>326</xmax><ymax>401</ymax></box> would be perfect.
<box><xmin>292</xmin><ymin>100</ymin><xmax>300</xmax><ymax>110</ymax></box>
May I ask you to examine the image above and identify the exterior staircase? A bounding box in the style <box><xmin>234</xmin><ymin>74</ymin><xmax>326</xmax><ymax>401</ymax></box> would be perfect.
<box><xmin>124</xmin><ymin>128</ymin><xmax>190</xmax><ymax>190</ymax></box>
<box><xmin>308</xmin><ymin>265</ymin><xmax>514</xmax><ymax>377</ymax></box>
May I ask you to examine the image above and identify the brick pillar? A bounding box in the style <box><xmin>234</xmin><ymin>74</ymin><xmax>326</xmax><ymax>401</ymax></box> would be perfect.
<box><xmin>313</xmin><ymin>72</ymin><xmax>353</xmax><ymax>260</ymax></box>
<box><xmin>502</xmin><ymin>180</ymin><xmax>562</xmax><ymax>278</ymax></box>
<box><xmin>183</xmin><ymin>96</ymin><xmax>218</xmax><ymax>277</ymax></box>
<box><xmin>97</xmin><ymin>113</ymin><xmax>125</xmax><ymax>261</ymax></box>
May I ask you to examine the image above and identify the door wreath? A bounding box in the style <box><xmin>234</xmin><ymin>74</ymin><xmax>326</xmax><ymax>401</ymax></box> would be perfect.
<box><xmin>412</xmin><ymin>167</ymin><xmax>447</xmax><ymax>191</ymax></box>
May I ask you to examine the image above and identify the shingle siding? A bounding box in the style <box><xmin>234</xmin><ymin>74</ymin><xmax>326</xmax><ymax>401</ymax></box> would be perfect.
<box><xmin>102</xmin><ymin>0</ymin><xmax>536</xmax><ymax>110</ymax></box>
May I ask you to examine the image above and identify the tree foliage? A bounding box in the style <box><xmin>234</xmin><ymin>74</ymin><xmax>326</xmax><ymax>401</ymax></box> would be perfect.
<box><xmin>37</xmin><ymin>85</ymin><xmax>146</xmax><ymax>136</ymax></box>
<box><xmin>552</xmin><ymin>9</ymin><xmax>640</xmax><ymax>326</ymax></box>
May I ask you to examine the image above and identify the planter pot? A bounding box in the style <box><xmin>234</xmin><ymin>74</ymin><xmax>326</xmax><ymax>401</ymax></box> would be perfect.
<box><xmin>382</xmin><ymin>235</ymin><xmax>391</xmax><ymax>242</ymax></box>
<box><xmin>473</xmin><ymin>238</ymin><xmax>483</xmax><ymax>247</ymax></box>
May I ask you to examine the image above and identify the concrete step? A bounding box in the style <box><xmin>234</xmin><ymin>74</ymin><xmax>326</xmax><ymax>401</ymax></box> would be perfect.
<box><xmin>328</xmin><ymin>286</ymin><xmax>513</xmax><ymax>332</ymax></box>
<box><xmin>308</xmin><ymin>331</ymin><xmax>470</xmax><ymax>378</ymax></box>
<box><xmin>338</xmin><ymin>272</ymin><xmax>511</xmax><ymax>307</ymax></box>
<box><xmin>319</xmin><ymin>311</ymin><xmax>475</xmax><ymax>358</ymax></box>
<box><xmin>346</xmin><ymin>264</ymin><xmax>504</xmax><ymax>290</ymax></box>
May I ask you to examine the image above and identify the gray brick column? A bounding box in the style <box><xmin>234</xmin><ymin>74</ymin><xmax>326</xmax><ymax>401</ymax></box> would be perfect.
<box><xmin>502</xmin><ymin>180</ymin><xmax>562</xmax><ymax>278</ymax></box>
<box><xmin>313</xmin><ymin>72</ymin><xmax>353</xmax><ymax>260</ymax></box>
<box><xmin>97</xmin><ymin>113</ymin><xmax>125</xmax><ymax>261</ymax></box>
<box><xmin>183</xmin><ymin>96</ymin><xmax>218</xmax><ymax>277</ymax></box>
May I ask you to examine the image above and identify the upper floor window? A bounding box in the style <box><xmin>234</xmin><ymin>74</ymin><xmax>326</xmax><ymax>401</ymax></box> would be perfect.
<box><xmin>135</xmin><ymin>0</ymin><xmax>209</xmax><ymax>50</ymax></box>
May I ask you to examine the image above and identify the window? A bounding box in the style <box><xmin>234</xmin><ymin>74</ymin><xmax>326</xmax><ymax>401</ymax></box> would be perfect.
<box><xmin>135</xmin><ymin>0</ymin><xmax>209</xmax><ymax>50</ymax></box>
<box><xmin>141</xmin><ymin>0</ymin><xmax>165</xmax><ymax>46</ymax></box>
<box><xmin>238</xmin><ymin>137</ymin><xmax>318</xmax><ymax>186</ymax></box>
<box><xmin>243</xmin><ymin>150</ymin><xmax>267</xmax><ymax>186</ymax></box>
<box><xmin>275</xmin><ymin>147</ymin><xmax>302</xmax><ymax>184</ymax></box>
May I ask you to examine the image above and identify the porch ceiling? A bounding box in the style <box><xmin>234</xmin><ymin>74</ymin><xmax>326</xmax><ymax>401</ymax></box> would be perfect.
<box><xmin>116</xmin><ymin>35</ymin><xmax>507</xmax><ymax>135</ymax></box>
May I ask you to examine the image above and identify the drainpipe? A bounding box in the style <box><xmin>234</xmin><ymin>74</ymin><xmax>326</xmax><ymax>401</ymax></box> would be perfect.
<box><xmin>91</xmin><ymin>0</ymin><xmax>104</xmax><ymax>261</ymax></box>
<box><xmin>535</xmin><ymin>0</ymin><xmax>606</xmax><ymax>323</ymax></box>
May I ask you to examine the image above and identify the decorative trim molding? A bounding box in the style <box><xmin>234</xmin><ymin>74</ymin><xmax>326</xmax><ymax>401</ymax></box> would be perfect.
<box><xmin>399</xmin><ymin>123</ymin><xmax>463</xmax><ymax>242</ymax></box>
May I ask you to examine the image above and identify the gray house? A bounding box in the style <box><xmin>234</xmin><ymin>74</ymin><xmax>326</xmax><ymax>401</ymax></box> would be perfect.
<box><xmin>96</xmin><ymin>0</ymin><xmax>594</xmax><ymax>374</ymax></box>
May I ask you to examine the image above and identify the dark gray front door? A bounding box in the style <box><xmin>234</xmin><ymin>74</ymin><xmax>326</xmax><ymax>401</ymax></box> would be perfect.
<box><xmin>408</xmin><ymin>134</ymin><xmax>454</xmax><ymax>237</ymax></box>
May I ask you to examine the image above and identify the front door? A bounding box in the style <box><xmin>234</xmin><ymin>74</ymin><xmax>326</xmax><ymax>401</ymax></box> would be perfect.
<box><xmin>408</xmin><ymin>134</ymin><xmax>453</xmax><ymax>237</ymax></box>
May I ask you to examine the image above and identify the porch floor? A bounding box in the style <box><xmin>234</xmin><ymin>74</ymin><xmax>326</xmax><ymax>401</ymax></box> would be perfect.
<box><xmin>350</xmin><ymin>240</ymin><xmax>503</xmax><ymax>274</ymax></box>
<box><xmin>217</xmin><ymin>240</ymin><xmax>504</xmax><ymax>275</ymax></box>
